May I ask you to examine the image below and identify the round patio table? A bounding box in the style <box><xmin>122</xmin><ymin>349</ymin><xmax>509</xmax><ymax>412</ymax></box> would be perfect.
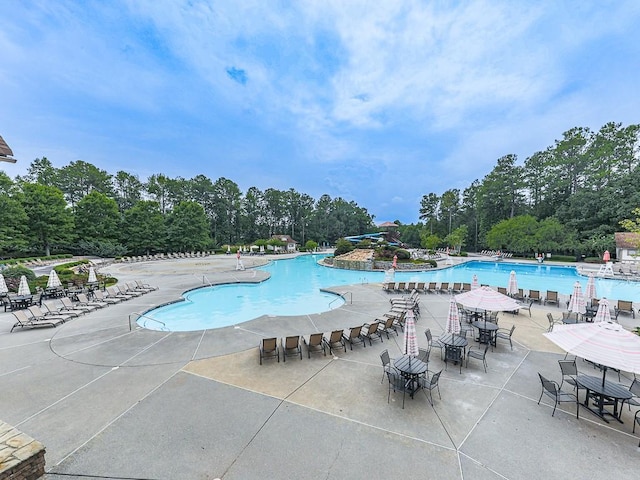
<box><xmin>472</xmin><ymin>321</ymin><xmax>498</xmax><ymax>347</ymax></box>
<box><xmin>393</xmin><ymin>355</ymin><xmax>428</xmax><ymax>398</ymax></box>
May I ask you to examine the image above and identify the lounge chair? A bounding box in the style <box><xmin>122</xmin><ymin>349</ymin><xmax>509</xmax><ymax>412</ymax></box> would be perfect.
<box><xmin>461</xmin><ymin>283</ymin><xmax>471</xmax><ymax>292</ymax></box>
<box><xmin>451</xmin><ymin>283</ymin><xmax>462</xmax><ymax>293</ymax></box>
<box><xmin>361</xmin><ymin>321</ymin><xmax>383</xmax><ymax>345</ymax></box>
<box><xmin>42</xmin><ymin>301</ymin><xmax>81</xmax><ymax>318</ymax></box>
<box><xmin>302</xmin><ymin>333</ymin><xmax>326</xmax><ymax>358</ymax></box>
<box><xmin>415</xmin><ymin>282</ymin><xmax>426</xmax><ymax>293</ymax></box>
<box><xmin>107</xmin><ymin>286</ymin><xmax>134</xmax><ymax>300</ymax></box>
<box><xmin>615</xmin><ymin>300</ymin><xmax>635</xmax><ymax>319</ymax></box>
<box><xmin>497</xmin><ymin>287</ymin><xmax>507</xmax><ymax>295</ymax></box>
<box><xmin>323</xmin><ymin>330</ymin><xmax>346</xmax><ymax>354</ymax></box>
<box><xmin>378</xmin><ymin>315</ymin><xmax>400</xmax><ymax>338</ymax></box>
<box><xmin>342</xmin><ymin>325</ymin><xmax>366</xmax><ymax>350</ymax></box>
<box><xmin>544</xmin><ymin>291</ymin><xmax>559</xmax><ymax>307</ymax></box>
<box><xmin>60</xmin><ymin>297</ymin><xmax>96</xmax><ymax>313</ymax></box>
<box><xmin>11</xmin><ymin>310</ymin><xmax>64</xmax><ymax>332</ymax></box>
<box><xmin>426</xmin><ymin>282</ymin><xmax>437</xmax><ymax>294</ymax></box>
<box><xmin>119</xmin><ymin>284</ymin><xmax>143</xmax><ymax>297</ymax></box>
<box><xmin>281</xmin><ymin>335</ymin><xmax>302</xmax><ymax>362</ymax></box>
<box><xmin>259</xmin><ymin>337</ymin><xmax>279</xmax><ymax>364</ymax></box>
<box><xmin>76</xmin><ymin>293</ymin><xmax>108</xmax><ymax>309</ymax></box>
<box><xmin>28</xmin><ymin>305</ymin><xmax>72</xmax><ymax>323</ymax></box>
<box><xmin>93</xmin><ymin>289</ymin><xmax>121</xmax><ymax>304</ymax></box>
<box><xmin>438</xmin><ymin>282</ymin><xmax>450</xmax><ymax>294</ymax></box>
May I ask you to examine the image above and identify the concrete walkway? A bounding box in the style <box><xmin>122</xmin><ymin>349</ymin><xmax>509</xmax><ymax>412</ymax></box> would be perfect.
<box><xmin>1</xmin><ymin>254</ymin><xmax>639</xmax><ymax>479</ymax></box>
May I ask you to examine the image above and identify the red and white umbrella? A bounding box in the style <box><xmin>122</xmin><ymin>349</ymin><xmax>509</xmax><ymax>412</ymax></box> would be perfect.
<box><xmin>455</xmin><ymin>286</ymin><xmax>520</xmax><ymax>312</ymax></box>
<box><xmin>544</xmin><ymin>321</ymin><xmax>640</xmax><ymax>385</ymax></box>
<box><xmin>507</xmin><ymin>270</ymin><xmax>518</xmax><ymax>295</ymax></box>
<box><xmin>446</xmin><ymin>297</ymin><xmax>461</xmax><ymax>335</ymax></box>
<box><xmin>17</xmin><ymin>275</ymin><xmax>31</xmax><ymax>296</ymax></box>
<box><xmin>0</xmin><ymin>273</ymin><xmax>8</xmax><ymax>295</ymax></box>
<box><xmin>594</xmin><ymin>298</ymin><xmax>612</xmax><ymax>323</ymax></box>
<box><xmin>471</xmin><ymin>274</ymin><xmax>479</xmax><ymax>290</ymax></box>
<box><xmin>46</xmin><ymin>269</ymin><xmax>62</xmax><ymax>289</ymax></box>
<box><xmin>403</xmin><ymin>309</ymin><xmax>419</xmax><ymax>357</ymax></box>
<box><xmin>585</xmin><ymin>273</ymin><xmax>597</xmax><ymax>301</ymax></box>
<box><xmin>567</xmin><ymin>281</ymin><xmax>586</xmax><ymax>315</ymax></box>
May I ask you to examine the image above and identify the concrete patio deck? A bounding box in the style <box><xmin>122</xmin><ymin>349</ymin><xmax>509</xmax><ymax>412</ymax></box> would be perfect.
<box><xmin>1</xmin><ymin>254</ymin><xmax>639</xmax><ymax>479</ymax></box>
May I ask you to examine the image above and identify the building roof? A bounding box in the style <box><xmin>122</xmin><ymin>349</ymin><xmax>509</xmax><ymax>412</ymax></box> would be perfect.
<box><xmin>0</xmin><ymin>135</ymin><xmax>14</xmax><ymax>157</ymax></box>
<box><xmin>271</xmin><ymin>234</ymin><xmax>297</xmax><ymax>244</ymax></box>
<box><xmin>615</xmin><ymin>232</ymin><xmax>640</xmax><ymax>248</ymax></box>
<box><xmin>378</xmin><ymin>221</ymin><xmax>398</xmax><ymax>228</ymax></box>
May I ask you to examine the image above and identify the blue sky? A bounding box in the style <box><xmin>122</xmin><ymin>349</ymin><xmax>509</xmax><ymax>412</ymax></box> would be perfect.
<box><xmin>1</xmin><ymin>1</ymin><xmax>639</xmax><ymax>224</ymax></box>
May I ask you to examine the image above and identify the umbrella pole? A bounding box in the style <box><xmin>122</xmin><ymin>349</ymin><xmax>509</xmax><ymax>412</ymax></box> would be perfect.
<box><xmin>602</xmin><ymin>366</ymin><xmax>607</xmax><ymax>388</ymax></box>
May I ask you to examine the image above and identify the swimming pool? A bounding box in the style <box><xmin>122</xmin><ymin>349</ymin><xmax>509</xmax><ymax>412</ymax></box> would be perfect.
<box><xmin>142</xmin><ymin>256</ymin><xmax>640</xmax><ymax>331</ymax></box>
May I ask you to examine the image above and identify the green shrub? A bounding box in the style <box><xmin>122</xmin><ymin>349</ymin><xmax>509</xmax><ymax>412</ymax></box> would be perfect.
<box><xmin>546</xmin><ymin>255</ymin><xmax>576</xmax><ymax>262</ymax></box>
<box><xmin>394</xmin><ymin>249</ymin><xmax>411</xmax><ymax>260</ymax></box>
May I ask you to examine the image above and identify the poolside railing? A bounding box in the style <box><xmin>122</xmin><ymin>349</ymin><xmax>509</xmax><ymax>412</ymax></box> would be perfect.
<box><xmin>129</xmin><ymin>312</ymin><xmax>169</xmax><ymax>331</ymax></box>
<box><xmin>329</xmin><ymin>291</ymin><xmax>352</xmax><ymax>309</ymax></box>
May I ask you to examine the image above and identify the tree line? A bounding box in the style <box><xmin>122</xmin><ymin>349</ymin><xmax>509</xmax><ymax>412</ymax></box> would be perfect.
<box><xmin>400</xmin><ymin>121</ymin><xmax>640</xmax><ymax>258</ymax></box>
<box><xmin>0</xmin><ymin>159</ymin><xmax>375</xmax><ymax>258</ymax></box>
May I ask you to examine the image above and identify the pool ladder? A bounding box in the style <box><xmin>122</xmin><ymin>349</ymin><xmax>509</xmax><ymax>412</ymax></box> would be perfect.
<box><xmin>129</xmin><ymin>312</ymin><xmax>169</xmax><ymax>331</ymax></box>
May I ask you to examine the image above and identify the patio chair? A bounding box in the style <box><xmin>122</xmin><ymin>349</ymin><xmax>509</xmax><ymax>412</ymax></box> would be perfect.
<box><xmin>547</xmin><ymin>313</ymin><xmax>562</xmax><ymax>332</ymax></box>
<box><xmin>558</xmin><ymin>359</ymin><xmax>585</xmax><ymax>394</ymax></box>
<box><xmin>466</xmin><ymin>344</ymin><xmax>489</xmax><ymax>372</ymax></box>
<box><xmin>11</xmin><ymin>310</ymin><xmax>64</xmax><ymax>332</ymax></box>
<box><xmin>537</xmin><ymin>373</ymin><xmax>579</xmax><ymax>417</ymax></box>
<box><xmin>378</xmin><ymin>315</ymin><xmax>400</xmax><ymax>338</ymax></box>
<box><xmin>544</xmin><ymin>291</ymin><xmax>559</xmax><ymax>307</ymax></box>
<box><xmin>380</xmin><ymin>349</ymin><xmax>396</xmax><ymax>383</ymax></box>
<box><xmin>259</xmin><ymin>337</ymin><xmax>279</xmax><ymax>364</ymax></box>
<box><xmin>517</xmin><ymin>300</ymin><xmax>533</xmax><ymax>317</ymax></box>
<box><xmin>323</xmin><ymin>329</ymin><xmax>346</xmax><ymax>354</ymax></box>
<box><xmin>281</xmin><ymin>335</ymin><xmax>302</xmax><ymax>362</ymax></box>
<box><xmin>562</xmin><ymin>312</ymin><xmax>579</xmax><ymax>324</ymax></box>
<box><xmin>342</xmin><ymin>325</ymin><xmax>366</xmax><ymax>350</ymax></box>
<box><xmin>512</xmin><ymin>289</ymin><xmax>525</xmax><ymax>301</ymax></box>
<box><xmin>302</xmin><ymin>333</ymin><xmax>326</xmax><ymax>358</ymax></box>
<box><xmin>614</xmin><ymin>300</ymin><xmax>635</xmax><ymax>319</ymax></box>
<box><xmin>361</xmin><ymin>321</ymin><xmax>383</xmax><ymax>345</ymax></box>
<box><xmin>387</xmin><ymin>370</ymin><xmax>411</xmax><ymax>409</ymax></box>
<box><xmin>425</xmin><ymin>328</ymin><xmax>445</xmax><ymax>360</ymax></box>
<box><xmin>634</xmin><ymin>410</ymin><xmax>640</xmax><ymax>447</ymax></box>
<box><xmin>496</xmin><ymin>325</ymin><xmax>516</xmax><ymax>350</ymax></box>
<box><xmin>419</xmin><ymin>369</ymin><xmax>443</xmax><ymax>406</ymax></box>
<box><xmin>625</xmin><ymin>378</ymin><xmax>640</xmax><ymax>411</ymax></box>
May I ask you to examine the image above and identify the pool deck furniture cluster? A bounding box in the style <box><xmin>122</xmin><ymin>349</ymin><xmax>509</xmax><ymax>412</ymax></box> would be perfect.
<box><xmin>0</xmin><ymin>253</ymin><xmax>639</xmax><ymax>479</ymax></box>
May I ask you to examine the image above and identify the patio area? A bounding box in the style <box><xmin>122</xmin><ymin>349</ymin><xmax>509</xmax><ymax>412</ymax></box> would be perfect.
<box><xmin>0</xmin><ymin>255</ymin><xmax>639</xmax><ymax>479</ymax></box>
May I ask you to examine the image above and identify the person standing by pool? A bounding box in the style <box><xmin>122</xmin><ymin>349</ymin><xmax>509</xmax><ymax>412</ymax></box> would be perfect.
<box><xmin>236</xmin><ymin>250</ymin><xmax>244</xmax><ymax>271</ymax></box>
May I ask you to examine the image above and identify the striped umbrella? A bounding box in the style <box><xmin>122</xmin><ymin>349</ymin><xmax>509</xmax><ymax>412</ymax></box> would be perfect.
<box><xmin>446</xmin><ymin>297</ymin><xmax>461</xmax><ymax>336</ymax></box>
<box><xmin>0</xmin><ymin>273</ymin><xmax>8</xmax><ymax>294</ymax></box>
<box><xmin>567</xmin><ymin>281</ymin><xmax>586</xmax><ymax>315</ymax></box>
<box><xmin>544</xmin><ymin>321</ymin><xmax>640</xmax><ymax>385</ymax></box>
<box><xmin>594</xmin><ymin>298</ymin><xmax>612</xmax><ymax>323</ymax></box>
<box><xmin>471</xmin><ymin>274</ymin><xmax>479</xmax><ymax>290</ymax></box>
<box><xmin>402</xmin><ymin>309</ymin><xmax>419</xmax><ymax>357</ymax></box>
<box><xmin>454</xmin><ymin>286</ymin><xmax>520</xmax><ymax>312</ymax></box>
<box><xmin>507</xmin><ymin>270</ymin><xmax>518</xmax><ymax>295</ymax></box>
<box><xmin>18</xmin><ymin>275</ymin><xmax>31</xmax><ymax>296</ymax></box>
<box><xmin>46</xmin><ymin>269</ymin><xmax>62</xmax><ymax>289</ymax></box>
<box><xmin>585</xmin><ymin>273</ymin><xmax>597</xmax><ymax>301</ymax></box>
<box><xmin>88</xmin><ymin>267</ymin><xmax>98</xmax><ymax>284</ymax></box>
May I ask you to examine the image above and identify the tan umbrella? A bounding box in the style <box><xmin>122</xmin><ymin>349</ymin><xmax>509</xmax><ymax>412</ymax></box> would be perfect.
<box><xmin>47</xmin><ymin>269</ymin><xmax>62</xmax><ymax>289</ymax></box>
<box><xmin>18</xmin><ymin>275</ymin><xmax>31</xmax><ymax>296</ymax></box>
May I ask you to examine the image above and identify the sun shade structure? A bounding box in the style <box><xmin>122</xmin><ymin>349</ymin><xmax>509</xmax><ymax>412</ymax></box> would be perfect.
<box><xmin>454</xmin><ymin>286</ymin><xmax>520</xmax><ymax>312</ymax></box>
<box><xmin>544</xmin><ymin>321</ymin><xmax>640</xmax><ymax>385</ymax></box>
<box><xmin>0</xmin><ymin>135</ymin><xmax>17</xmax><ymax>163</ymax></box>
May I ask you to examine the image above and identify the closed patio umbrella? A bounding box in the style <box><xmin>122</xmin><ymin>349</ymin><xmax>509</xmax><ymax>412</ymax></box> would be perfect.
<box><xmin>567</xmin><ymin>281</ymin><xmax>586</xmax><ymax>315</ymax></box>
<box><xmin>507</xmin><ymin>270</ymin><xmax>518</xmax><ymax>295</ymax></box>
<box><xmin>585</xmin><ymin>273</ymin><xmax>597</xmax><ymax>301</ymax></box>
<box><xmin>47</xmin><ymin>269</ymin><xmax>62</xmax><ymax>289</ymax></box>
<box><xmin>471</xmin><ymin>274</ymin><xmax>479</xmax><ymax>290</ymax></box>
<box><xmin>87</xmin><ymin>267</ymin><xmax>98</xmax><ymax>284</ymax></box>
<box><xmin>18</xmin><ymin>275</ymin><xmax>31</xmax><ymax>296</ymax></box>
<box><xmin>445</xmin><ymin>297</ymin><xmax>461</xmax><ymax>336</ymax></box>
<box><xmin>403</xmin><ymin>310</ymin><xmax>419</xmax><ymax>358</ymax></box>
<box><xmin>603</xmin><ymin>250</ymin><xmax>610</xmax><ymax>262</ymax></box>
<box><xmin>0</xmin><ymin>273</ymin><xmax>8</xmax><ymax>295</ymax></box>
<box><xmin>594</xmin><ymin>298</ymin><xmax>612</xmax><ymax>323</ymax></box>
<box><xmin>544</xmin><ymin>321</ymin><xmax>640</xmax><ymax>386</ymax></box>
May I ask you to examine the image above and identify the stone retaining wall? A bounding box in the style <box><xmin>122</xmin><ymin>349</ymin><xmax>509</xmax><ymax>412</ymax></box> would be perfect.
<box><xmin>0</xmin><ymin>422</ymin><xmax>45</xmax><ymax>480</ymax></box>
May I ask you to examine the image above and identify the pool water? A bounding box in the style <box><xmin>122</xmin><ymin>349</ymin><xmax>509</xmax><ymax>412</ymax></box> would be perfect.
<box><xmin>142</xmin><ymin>256</ymin><xmax>640</xmax><ymax>331</ymax></box>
